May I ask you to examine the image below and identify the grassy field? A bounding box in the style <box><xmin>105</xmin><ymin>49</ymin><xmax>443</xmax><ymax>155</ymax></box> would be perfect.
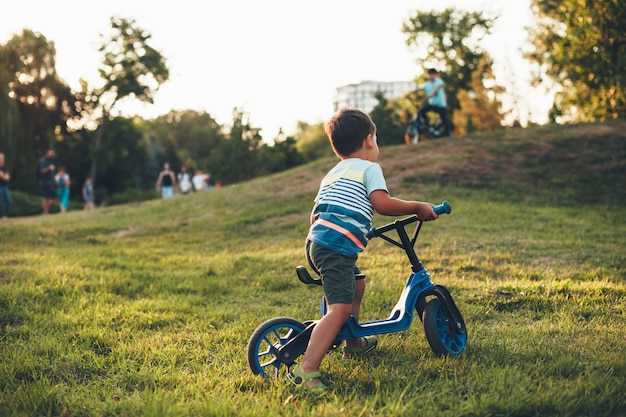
<box><xmin>1</xmin><ymin>121</ymin><xmax>625</xmax><ymax>416</ymax></box>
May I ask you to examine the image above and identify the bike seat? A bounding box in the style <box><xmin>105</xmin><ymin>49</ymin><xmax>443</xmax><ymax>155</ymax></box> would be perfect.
<box><xmin>296</xmin><ymin>266</ymin><xmax>322</xmax><ymax>286</ymax></box>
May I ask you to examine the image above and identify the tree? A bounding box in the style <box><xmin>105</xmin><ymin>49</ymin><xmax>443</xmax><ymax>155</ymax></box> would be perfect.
<box><xmin>208</xmin><ymin>109</ymin><xmax>262</xmax><ymax>185</ymax></box>
<box><xmin>294</xmin><ymin>121</ymin><xmax>332</xmax><ymax>161</ymax></box>
<box><xmin>147</xmin><ymin>110</ymin><xmax>225</xmax><ymax>172</ymax></box>
<box><xmin>369</xmin><ymin>92</ymin><xmax>405</xmax><ymax>146</ymax></box>
<box><xmin>452</xmin><ymin>56</ymin><xmax>504</xmax><ymax>134</ymax></box>
<box><xmin>0</xmin><ymin>29</ymin><xmax>75</xmax><ymax>191</ymax></box>
<box><xmin>526</xmin><ymin>0</ymin><xmax>625</xmax><ymax>122</ymax></box>
<box><xmin>256</xmin><ymin>135</ymin><xmax>305</xmax><ymax>176</ymax></box>
<box><xmin>402</xmin><ymin>8</ymin><xmax>499</xmax><ymax>124</ymax></box>
<box><xmin>82</xmin><ymin>17</ymin><xmax>169</xmax><ymax>184</ymax></box>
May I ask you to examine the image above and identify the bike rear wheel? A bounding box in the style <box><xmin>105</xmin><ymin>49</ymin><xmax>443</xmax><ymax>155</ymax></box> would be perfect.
<box><xmin>422</xmin><ymin>299</ymin><xmax>467</xmax><ymax>356</ymax></box>
<box><xmin>247</xmin><ymin>317</ymin><xmax>306</xmax><ymax>378</ymax></box>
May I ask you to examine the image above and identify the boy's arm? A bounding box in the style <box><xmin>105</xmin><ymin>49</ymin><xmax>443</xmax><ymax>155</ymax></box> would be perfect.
<box><xmin>405</xmin><ymin>86</ymin><xmax>422</xmax><ymax>98</ymax></box>
<box><xmin>427</xmin><ymin>84</ymin><xmax>441</xmax><ymax>99</ymax></box>
<box><xmin>370</xmin><ymin>190</ymin><xmax>438</xmax><ymax>221</ymax></box>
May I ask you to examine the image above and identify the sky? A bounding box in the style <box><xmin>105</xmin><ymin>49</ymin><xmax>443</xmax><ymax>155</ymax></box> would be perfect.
<box><xmin>1</xmin><ymin>0</ymin><xmax>547</xmax><ymax>139</ymax></box>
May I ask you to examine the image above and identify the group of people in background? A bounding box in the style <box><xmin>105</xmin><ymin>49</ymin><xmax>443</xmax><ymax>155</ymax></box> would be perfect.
<box><xmin>0</xmin><ymin>151</ymin><xmax>215</xmax><ymax>218</ymax></box>
<box><xmin>155</xmin><ymin>163</ymin><xmax>218</xmax><ymax>199</ymax></box>
<box><xmin>35</xmin><ymin>150</ymin><xmax>94</xmax><ymax>215</ymax></box>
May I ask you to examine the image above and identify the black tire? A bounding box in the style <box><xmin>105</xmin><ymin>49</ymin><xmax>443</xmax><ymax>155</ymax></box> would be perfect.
<box><xmin>247</xmin><ymin>317</ymin><xmax>306</xmax><ymax>378</ymax></box>
<box><xmin>422</xmin><ymin>299</ymin><xmax>467</xmax><ymax>356</ymax></box>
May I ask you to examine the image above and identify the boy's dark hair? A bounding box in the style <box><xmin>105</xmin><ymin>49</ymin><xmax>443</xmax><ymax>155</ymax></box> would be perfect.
<box><xmin>427</xmin><ymin>68</ymin><xmax>438</xmax><ymax>74</ymax></box>
<box><xmin>324</xmin><ymin>108</ymin><xmax>376</xmax><ymax>156</ymax></box>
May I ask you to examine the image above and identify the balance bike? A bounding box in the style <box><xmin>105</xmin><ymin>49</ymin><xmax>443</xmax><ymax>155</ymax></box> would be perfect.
<box><xmin>247</xmin><ymin>201</ymin><xmax>467</xmax><ymax>379</ymax></box>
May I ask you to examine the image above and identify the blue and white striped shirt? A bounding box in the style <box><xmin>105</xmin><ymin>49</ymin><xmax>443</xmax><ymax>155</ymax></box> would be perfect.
<box><xmin>307</xmin><ymin>158</ymin><xmax>388</xmax><ymax>256</ymax></box>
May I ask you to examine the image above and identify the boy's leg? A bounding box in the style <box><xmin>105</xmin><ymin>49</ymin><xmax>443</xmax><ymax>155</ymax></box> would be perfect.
<box><xmin>300</xmin><ymin>241</ymin><xmax>356</xmax><ymax>387</ymax></box>
<box><xmin>434</xmin><ymin>106</ymin><xmax>451</xmax><ymax>136</ymax></box>
<box><xmin>345</xmin><ymin>279</ymin><xmax>366</xmax><ymax>348</ymax></box>
<box><xmin>299</xmin><ymin>302</ymin><xmax>352</xmax><ymax>387</ymax></box>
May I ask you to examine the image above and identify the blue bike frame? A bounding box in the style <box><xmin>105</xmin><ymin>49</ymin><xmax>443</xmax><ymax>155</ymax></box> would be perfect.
<box><xmin>332</xmin><ymin>268</ymin><xmax>435</xmax><ymax>340</ymax></box>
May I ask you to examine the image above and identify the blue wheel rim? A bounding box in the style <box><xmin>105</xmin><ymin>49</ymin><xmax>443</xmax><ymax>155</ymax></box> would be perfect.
<box><xmin>433</xmin><ymin>303</ymin><xmax>467</xmax><ymax>355</ymax></box>
<box><xmin>252</xmin><ymin>323</ymin><xmax>302</xmax><ymax>378</ymax></box>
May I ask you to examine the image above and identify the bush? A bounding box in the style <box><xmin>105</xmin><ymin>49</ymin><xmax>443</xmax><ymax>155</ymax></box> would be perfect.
<box><xmin>101</xmin><ymin>189</ymin><xmax>160</xmax><ymax>207</ymax></box>
<box><xmin>5</xmin><ymin>190</ymin><xmax>47</xmax><ymax>217</ymax></box>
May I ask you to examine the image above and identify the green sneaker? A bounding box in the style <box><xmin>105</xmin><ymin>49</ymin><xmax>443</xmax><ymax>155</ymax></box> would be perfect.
<box><xmin>343</xmin><ymin>335</ymin><xmax>378</xmax><ymax>357</ymax></box>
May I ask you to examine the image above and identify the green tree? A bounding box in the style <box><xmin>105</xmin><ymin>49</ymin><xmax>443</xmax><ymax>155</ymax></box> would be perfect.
<box><xmin>256</xmin><ymin>135</ymin><xmax>305</xmax><ymax>177</ymax></box>
<box><xmin>147</xmin><ymin>110</ymin><xmax>225</xmax><ymax>172</ymax></box>
<box><xmin>0</xmin><ymin>29</ymin><xmax>75</xmax><ymax>192</ymax></box>
<box><xmin>452</xmin><ymin>56</ymin><xmax>504</xmax><ymax>134</ymax></box>
<box><xmin>294</xmin><ymin>121</ymin><xmax>332</xmax><ymax>161</ymax></box>
<box><xmin>369</xmin><ymin>92</ymin><xmax>406</xmax><ymax>146</ymax></box>
<box><xmin>82</xmin><ymin>17</ymin><xmax>169</xmax><ymax>184</ymax></box>
<box><xmin>402</xmin><ymin>8</ymin><xmax>498</xmax><ymax>123</ymax></box>
<box><xmin>53</xmin><ymin>117</ymin><xmax>148</xmax><ymax>201</ymax></box>
<box><xmin>526</xmin><ymin>0</ymin><xmax>625</xmax><ymax>122</ymax></box>
<box><xmin>208</xmin><ymin>109</ymin><xmax>262</xmax><ymax>185</ymax></box>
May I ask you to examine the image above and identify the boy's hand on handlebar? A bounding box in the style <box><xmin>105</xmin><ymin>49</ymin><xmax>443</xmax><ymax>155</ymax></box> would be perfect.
<box><xmin>415</xmin><ymin>202</ymin><xmax>438</xmax><ymax>221</ymax></box>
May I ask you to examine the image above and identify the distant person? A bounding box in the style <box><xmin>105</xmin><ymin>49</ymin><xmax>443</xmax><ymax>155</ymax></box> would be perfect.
<box><xmin>54</xmin><ymin>166</ymin><xmax>71</xmax><ymax>213</ymax></box>
<box><xmin>177</xmin><ymin>166</ymin><xmax>192</xmax><ymax>195</ymax></box>
<box><xmin>82</xmin><ymin>177</ymin><xmax>95</xmax><ymax>210</ymax></box>
<box><xmin>192</xmin><ymin>169</ymin><xmax>210</xmax><ymax>192</ymax></box>
<box><xmin>36</xmin><ymin>150</ymin><xmax>56</xmax><ymax>215</ymax></box>
<box><xmin>155</xmin><ymin>163</ymin><xmax>176</xmax><ymax>199</ymax></box>
<box><xmin>409</xmin><ymin>68</ymin><xmax>451</xmax><ymax>137</ymax></box>
<box><xmin>0</xmin><ymin>152</ymin><xmax>11</xmax><ymax>218</ymax></box>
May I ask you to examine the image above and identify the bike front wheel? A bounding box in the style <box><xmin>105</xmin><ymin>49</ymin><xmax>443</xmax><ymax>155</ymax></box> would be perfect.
<box><xmin>422</xmin><ymin>299</ymin><xmax>467</xmax><ymax>356</ymax></box>
<box><xmin>247</xmin><ymin>317</ymin><xmax>306</xmax><ymax>378</ymax></box>
<box><xmin>404</xmin><ymin>122</ymin><xmax>420</xmax><ymax>145</ymax></box>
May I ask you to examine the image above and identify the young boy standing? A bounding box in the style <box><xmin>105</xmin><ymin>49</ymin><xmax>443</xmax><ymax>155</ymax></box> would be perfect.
<box><xmin>293</xmin><ymin>108</ymin><xmax>439</xmax><ymax>390</ymax></box>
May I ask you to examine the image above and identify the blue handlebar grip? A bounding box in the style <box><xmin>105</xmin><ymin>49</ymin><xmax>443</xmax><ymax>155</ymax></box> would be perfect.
<box><xmin>433</xmin><ymin>200</ymin><xmax>452</xmax><ymax>215</ymax></box>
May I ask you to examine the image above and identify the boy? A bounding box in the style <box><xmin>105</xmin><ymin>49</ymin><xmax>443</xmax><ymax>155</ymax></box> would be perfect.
<box><xmin>414</xmin><ymin>68</ymin><xmax>451</xmax><ymax>137</ymax></box>
<box><xmin>293</xmin><ymin>108</ymin><xmax>439</xmax><ymax>390</ymax></box>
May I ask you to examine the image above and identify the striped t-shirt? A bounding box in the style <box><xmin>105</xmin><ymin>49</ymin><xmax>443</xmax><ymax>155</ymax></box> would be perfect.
<box><xmin>307</xmin><ymin>158</ymin><xmax>388</xmax><ymax>256</ymax></box>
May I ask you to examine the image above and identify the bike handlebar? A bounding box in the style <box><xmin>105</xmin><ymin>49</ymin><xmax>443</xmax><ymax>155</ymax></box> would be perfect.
<box><xmin>367</xmin><ymin>201</ymin><xmax>451</xmax><ymax>239</ymax></box>
<box><xmin>433</xmin><ymin>200</ymin><xmax>451</xmax><ymax>215</ymax></box>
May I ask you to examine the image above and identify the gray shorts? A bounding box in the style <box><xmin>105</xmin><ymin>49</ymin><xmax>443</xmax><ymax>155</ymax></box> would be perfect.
<box><xmin>305</xmin><ymin>240</ymin><xmax>364</xmax><ymax>305</ymax></box>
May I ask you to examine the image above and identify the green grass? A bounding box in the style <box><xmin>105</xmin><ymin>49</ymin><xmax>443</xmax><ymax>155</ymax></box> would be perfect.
<box><xmin>1</xmin><ymin>122</ymin><xmax>625</xmax><ymax>416</ymax></box>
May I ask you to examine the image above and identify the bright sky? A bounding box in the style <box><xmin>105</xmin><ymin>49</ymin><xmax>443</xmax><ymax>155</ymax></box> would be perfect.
<box><xmin>1</xmin><ymin>0</ymin><xmax>547</xmax><ymax>139</ymax></box>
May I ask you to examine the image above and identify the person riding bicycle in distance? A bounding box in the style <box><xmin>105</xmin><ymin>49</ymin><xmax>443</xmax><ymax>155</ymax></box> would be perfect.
<box><xmin>293</xmin><ymin>108</ymin><xmax>439</xmax><ymax>391</ymax></box>
<box><xmin>409</xmin><ymin>68</ymin><xmax>452</xmax><ymax>137</ymax></box>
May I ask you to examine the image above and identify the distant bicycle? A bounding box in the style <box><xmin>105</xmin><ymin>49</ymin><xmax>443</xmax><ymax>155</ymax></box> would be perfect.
<box><xmin>404</xmin><ymin>99</ymin><xmax>451</xmax><ymax>144</ymax></box>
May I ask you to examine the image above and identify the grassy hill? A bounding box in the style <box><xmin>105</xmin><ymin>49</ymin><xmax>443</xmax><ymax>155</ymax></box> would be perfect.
<box><xmin>1</xmin><ymin>121</ymin><xmax>625</xmax><ymax>416</ymax></box>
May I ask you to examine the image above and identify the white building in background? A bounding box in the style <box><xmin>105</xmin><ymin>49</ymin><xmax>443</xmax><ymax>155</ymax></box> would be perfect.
<box><xmin>333</xmin><ymin>80</ymin><xmax>417</xmax><ymax>113</ymax></box>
